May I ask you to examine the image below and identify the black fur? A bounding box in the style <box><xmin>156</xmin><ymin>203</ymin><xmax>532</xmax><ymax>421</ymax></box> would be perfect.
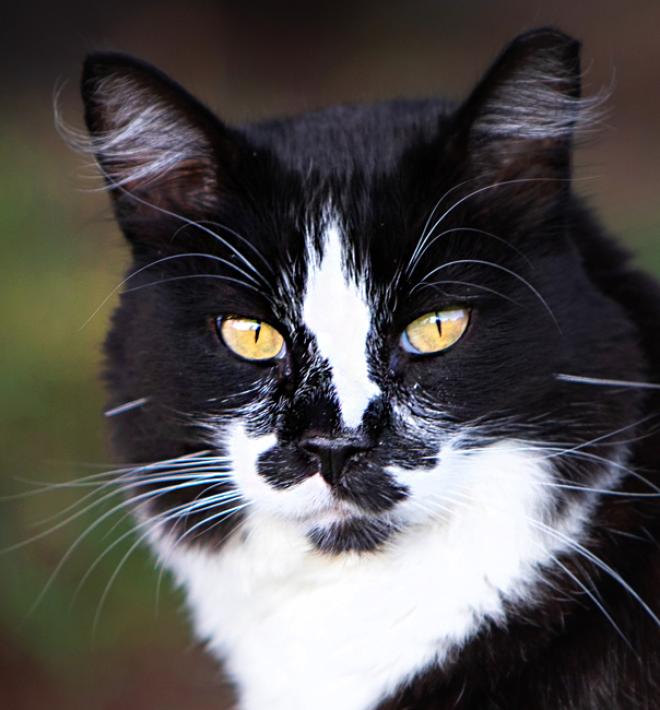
<box><xmin>81</xmin><ymin>27</ymin><xmax>660</xmax><ymax>708</ymax></box>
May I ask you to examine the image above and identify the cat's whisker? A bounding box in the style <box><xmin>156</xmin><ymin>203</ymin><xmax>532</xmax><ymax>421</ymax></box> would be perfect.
<box><xmin>19</xmin><ymin>475</ymin><xmax>239</xmax><ymax>613</ymax></box>
<box><xmin>556</xmin><ymin>373</ymin><xmax>660</xmax><ymax>391</ymax></box>
<box><xmin>108</xmin><ymin>181</ymin><xmax>273</xmax><ymax>289</ymax></box>
<box><xmin>529</xmin><ymin>517</ymin><xmax>660</xmax><ymax>629</ymax></box>
<box><xmin>409</xmin><ymin>176</ymin><xmax>569</xmax><ymax>278</ymax></box>
<box><xmin>8</xmin><ymin>459</ymin><xmax>232</xmax><ymax>500</ymax></box>
<box><xmin>407</xmin><ymin>177</ymin><xmax>478</xmax><ymax>271</ymax></box>
<box><xmin>168</xmin><ymin>500</ymin><xmax>249</xmax><ymax>548</ymax></box>
<box><xmin>151</xmin><ymin>500</ymin><xmax>249</xmax><ymax>609</ymax></box>
<box><xmin>444</xmin><ymin>484</ymin><xmax>660</xmax><ymax>630</ymax></box>
<box><xmin>5</xmin><ymin>453</ymin><xmax>213</xmax><ymax>493</ymax></box>
<box><xmin>104</xmin><ymin>397</ymin><xmax>149</xmax><ymax>417</ymax></box>
<box><xmin>549</xmin><ymin>553</ymin><xmax>633</xmax><ymax>649</ymax></box>
<box><xmin>553</xmin><ymin>450</ymin><xmax>660</xmax><ymax>496</ymax></box>
<box><xmin>540</xmin><ymin>412</ymin><xmax>658</xmax><ymax>456</ymax></box>
<box><xmin>122</xmin><ymin>273</ymin><xmax>263</xmax><ymax>297</ymax></box>
<box><xmin>411</xmin><ymin>258</ymin><xmax>560</xmax><ymax>331</ymax></box>
<box><xmin>407</xmin><ymin>226</ymin><xmax>532</xmax><ymax>276</ymax></box>
<box><xmin>461</xmin><ymin>439</ymin><xmax>659</xmax><ymax>496</ymax></box>
<box><xmin>74</xmin><ymin>490</ymin><xmax>243</xmax><ymax>608</ymax></box>
<box><xmin>90</xmin><ymin>495</ymin><xmax>247</xmax><ymax>635</ymax></box>
<box><xmin>30</xmin><ymin>468</ymin><xmax>235</xmax><ymax>530</ymax></box>
<box><xmin>80</xmin><ymin>250</ymin><xmax>268</xmax><ymax>330</ymax></box>
<box><xmin>413</xmin><ymin>278</ymin><xmax>521</xmax><ymax>306</ymax></box>
<box><xmin>170</xmin><ymin>218</ymin><xmax>275</xmax><ymax>279</ymax></box>
<box><xmin>538</xmin><ymin>481</ymin><xmax>660</xmax><ymax>498</ymax></box>
<box><xmin>420</xmin><ymin>486</ymin><xmax>654</xmax><ymax>640</ymax></box>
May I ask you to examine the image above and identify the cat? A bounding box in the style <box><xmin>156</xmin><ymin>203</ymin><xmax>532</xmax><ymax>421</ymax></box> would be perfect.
<box><xmin>76</xmin><ymin>27</ymin><xmax>660</xmax><ymax>709</ymax></box>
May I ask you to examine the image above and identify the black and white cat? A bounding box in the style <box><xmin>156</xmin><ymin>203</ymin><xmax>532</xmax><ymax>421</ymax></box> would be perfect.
<box><xmin>79</xmin><ymin>28</ymin><xmax>660</xmax><ymax>709</ymax></box>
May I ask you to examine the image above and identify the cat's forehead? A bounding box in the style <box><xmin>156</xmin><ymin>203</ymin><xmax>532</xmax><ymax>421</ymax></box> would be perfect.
<box><xmin>244</xmin><ymin>99</ymin><xmax>450</xmax><ymax>177</ymax></box>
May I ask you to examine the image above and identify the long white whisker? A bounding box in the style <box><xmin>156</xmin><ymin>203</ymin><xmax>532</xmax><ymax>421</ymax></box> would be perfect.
<box><xmin>91</xmin><ymin>497</ymin><xmax>246</xmax><ymax>635</ymax></box>
<box><xmin>79</xmin><ymin>251</ymin><xmax>266</xmax><ymax>330</ymax></box>
<box><xmin>104</xmin><ymin>397</ymin><xmax>149</xmax><ymax>417</ymax></box>
<box><xmin>441</xmin><ymin>485</ymin><xmax>660</xmax><ymax>630</ymax></box>
<box><xmin>74</xmin><ymin>491</ymin><xmax>242</xmax><ymax>609</ymax></box>
<box><xmin>107</xmin><ymin>183</ymin><xmax>272</xmax><ymax>288</ymax></box>
<box><xmin>411</xmin><ymin>258</ymin><xmax>560</xmax><ymax>331</ymax></box>
<box><xmin>30</xmin><ymin>468</ymin><xmax>234</xmax><ymax>529</ymax></box>
<box><xmin>414</xmin><ymin>278</ymin><xmax>521</xmax><ymax>306</ymax></box>
<box><xmin>556</xmin><ymin>373</ymin><xmax>660</xmax><ymax>391</ymax></box>
<box><xmin>22</xmin><ymin>476</ymin><xmax>238</xmax><ymax>612</ymax></box>
<box><xmin>417</xmin><ymin>177</ymin><xmax>570</xmax><ymax>266</ymax></box>
<box><xmin>407</xmin><ymin>177</ymin><xmax>477</xmax><ymax>270</ymax></box>
<box><xmin>121</xmin><ymin>273</ymin><xmax>263</xmax><ymax>296</ymax></box>
<box><xmin>408</xmin><ymin>226</ymin><xmax>532</xmax><ymax>276</ymax></box>
<box><xmin>550</xmin><ymin>554</ymin><xmax>632</xmax><ymax>649</ymax></box>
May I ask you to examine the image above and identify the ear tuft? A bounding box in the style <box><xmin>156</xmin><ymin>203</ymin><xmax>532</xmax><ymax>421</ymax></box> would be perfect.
<box><xmin>469</xmin><ymin>28</ymin><xmax>603</xmax><ymax>142</ymax></box>
<box><xmin>450</xmin><ymin>28</ymin><xmax>609</xmax><ymax>192</ymax></box>
<box><xmin>78</xmin><ymin>53</ymin><xmax>222</xmax><ymax>215</ymax></box>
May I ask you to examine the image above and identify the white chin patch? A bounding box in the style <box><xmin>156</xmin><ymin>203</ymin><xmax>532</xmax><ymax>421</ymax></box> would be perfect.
<box><xmin>154</xmin><ymin>435</ymin><xmax>590</xmax><ymax>710</ymax></box>
<box><xmin>302</xmin><ymin>218</ymin><xmax>380</xmax><ymax>429</ymax></box>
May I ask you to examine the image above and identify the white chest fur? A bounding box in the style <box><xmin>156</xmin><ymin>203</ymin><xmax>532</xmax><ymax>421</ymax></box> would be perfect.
<box><xmin>160</xmin><ymin>445</ymin><xmax>581</xmax><ymax>710</ymax></box>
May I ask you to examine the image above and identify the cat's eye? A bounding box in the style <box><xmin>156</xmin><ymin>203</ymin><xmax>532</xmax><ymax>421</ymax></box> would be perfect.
<box><xmin>219</xmin><ymin>317</ymin><xmax>286</xmax><ymax>362</ymax></box>
<box><xmin>401</xmin><ymin>308</ymin><xmax>470</xmax><ymax>355</ymax></box>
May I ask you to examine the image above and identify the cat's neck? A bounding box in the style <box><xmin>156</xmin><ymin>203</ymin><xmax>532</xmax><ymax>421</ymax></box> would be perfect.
<box><xmin>159</xmin><ymin>443</ymin><xmax>591</xmax><ymax>710</ymax></box>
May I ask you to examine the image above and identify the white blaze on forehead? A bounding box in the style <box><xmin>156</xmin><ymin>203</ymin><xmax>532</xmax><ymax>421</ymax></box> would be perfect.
<box><xmin>302</xmin><ymin>221</ymin><xmax>379</xmax><ymax>428</ymax></box>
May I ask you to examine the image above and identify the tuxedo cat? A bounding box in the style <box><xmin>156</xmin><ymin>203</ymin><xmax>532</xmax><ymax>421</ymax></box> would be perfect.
<box><xmin>78</xmin><ymin>27</ymin><xmax>660</xmax><ymax>709</ymax></box>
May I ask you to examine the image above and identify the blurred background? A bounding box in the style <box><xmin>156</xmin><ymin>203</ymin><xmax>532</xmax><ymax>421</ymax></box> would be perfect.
<box><xmin>2</xmin><ymin>1</ymin><xmax>659</xmax><ymax>707</ymax></box>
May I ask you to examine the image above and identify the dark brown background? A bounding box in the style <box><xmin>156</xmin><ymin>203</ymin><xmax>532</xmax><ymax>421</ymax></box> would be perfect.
<box><xmin>2</xmin><ymin>2</ymin><xmax>659</xmax><ymax>708</ymax></box>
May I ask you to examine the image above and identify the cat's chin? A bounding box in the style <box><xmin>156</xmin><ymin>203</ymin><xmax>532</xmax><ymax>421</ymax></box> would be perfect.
<box><xmin>271</xmin><ymin>495</ymin><xmax>401</xmax><ymax>554</ymax></box>
<box><xmin>306</xmin><ymin>516</ymin><xmax>400</xmax><ymax>554</ymax></box>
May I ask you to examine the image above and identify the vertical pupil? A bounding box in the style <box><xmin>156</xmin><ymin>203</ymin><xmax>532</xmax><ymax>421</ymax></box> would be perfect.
<box><xmin>254</xmin><ymin>321</ymin><xmax>261</xmax><ymax>343</ymax></box>
<box><xmin>434</xmin><ymin>312</ymin><xmax>443</xmax><ymax>338</ymax></box>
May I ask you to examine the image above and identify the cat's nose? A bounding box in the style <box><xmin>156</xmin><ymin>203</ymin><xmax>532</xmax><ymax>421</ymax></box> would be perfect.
<box><xmin>300</xmin><ymin>436</ymin><xmax>371</xmax><ymax>487</ymax></box>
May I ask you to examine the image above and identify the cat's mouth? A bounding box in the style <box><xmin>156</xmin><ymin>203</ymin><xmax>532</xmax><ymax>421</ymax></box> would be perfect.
<box><xmin>296</xmin><ymin>487</ymin><xmax>357</xmax><ymax>523</ymax></box>
<box><xmin>287</xmin><ymin>476</ymin><xmax>404</xmax><ymax>553</ymax></box>
<box><xmin>227</xmin><ymin>427</ymin><xmax>410</xmax><ymax>552</ymax></box>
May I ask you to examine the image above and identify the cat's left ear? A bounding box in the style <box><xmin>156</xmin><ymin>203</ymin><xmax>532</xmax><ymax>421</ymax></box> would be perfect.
<box><xmin>451</xmin><ymin>28</ymin><xmax>594</xmax><ymax>188</ymax></box>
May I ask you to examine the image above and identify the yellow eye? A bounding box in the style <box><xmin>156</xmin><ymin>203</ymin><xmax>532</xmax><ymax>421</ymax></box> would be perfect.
<box><xmin>219</xmin><ymin>317</ymin><xmax>285</xmax><ymax>362</ymax></box>
<box><xmin>401</xmin><ymin>308</ymin><xmax>470</xmax><ymax>355</ymax></box>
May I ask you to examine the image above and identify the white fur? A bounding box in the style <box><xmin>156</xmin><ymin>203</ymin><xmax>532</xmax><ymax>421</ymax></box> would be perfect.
<box><xmin>59</xmin><ymin>74</ymin><xmax>205</xmax><ymax>188</ymax></box>
<box><xmin>159</xmin><ymin>431</ymin><xmax>588</xmax><ymax>710</ymax></box>
<box><xmin>302</xmin><ymin>221</ymin><xmax>379</xmax><ymax>429</ymax></box>
<box><xmin>474</xmin><ymin>57</ymin><xmax>607</xmax><ymax>140</ymax></box>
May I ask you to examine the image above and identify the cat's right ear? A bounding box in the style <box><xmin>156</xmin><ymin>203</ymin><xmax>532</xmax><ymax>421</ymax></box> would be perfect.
<box><xmin>80</xmin><ymin>53</ymin><xmax>245</xmax><ymax>242</ymax></box>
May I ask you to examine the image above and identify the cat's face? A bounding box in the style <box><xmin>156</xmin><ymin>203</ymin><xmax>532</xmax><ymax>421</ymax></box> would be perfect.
<box><xmin>83</xmin><ymin>30</ymin><xmax>644</xmax><ymax>555</ymax></box>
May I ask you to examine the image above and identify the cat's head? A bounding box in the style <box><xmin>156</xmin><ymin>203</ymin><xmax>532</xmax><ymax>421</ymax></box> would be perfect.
<box><xmin>81</xmin><ymin>29</ymin><xmax>645</xmax><ymax>555</ymax></box>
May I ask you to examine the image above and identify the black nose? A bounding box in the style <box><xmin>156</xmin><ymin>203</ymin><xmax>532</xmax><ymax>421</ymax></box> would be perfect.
<box><xmin>300</xmin><ymin>436</ymin><xmax>371</xmax><ymax>486</ymax></box>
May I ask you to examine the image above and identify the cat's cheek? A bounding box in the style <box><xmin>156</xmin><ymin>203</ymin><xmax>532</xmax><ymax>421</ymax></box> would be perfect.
<box><xmin>389</xmin><ymin>439</ymin><xmax>557</xmax><ymax>532</ymax></box>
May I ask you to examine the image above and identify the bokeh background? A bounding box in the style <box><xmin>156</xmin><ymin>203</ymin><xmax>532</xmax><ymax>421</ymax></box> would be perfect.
<box><xmin>2</xmin><ymin>1</ymin><xmax>660</xmax><ymax>708</ymax></box>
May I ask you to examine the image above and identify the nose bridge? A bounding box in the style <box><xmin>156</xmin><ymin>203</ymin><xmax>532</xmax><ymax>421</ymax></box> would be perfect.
<box><xmin>291</xmin><ymin>354</ymin><xmax>386</xmax><ymax>439</ymax></box>
<box><xmin>301</xmin><ymin>218</ymin><xmax>380</xmax><ymax>430</ymax></box>
<box><xmin>290</xmin><ymin>361</ymin><xmax>342</xmax><ymax>434</ymax></box>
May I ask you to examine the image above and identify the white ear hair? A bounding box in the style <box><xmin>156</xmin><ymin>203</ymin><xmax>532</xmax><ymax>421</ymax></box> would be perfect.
<box><xmin>59</xmin><ymin>73</ymin><xmax>209</xmax><ymax>191</ymax></box>
<box><xmin>475</xmin><ymin>77</ymin><xmax>608</xmax><ymax>142</ymax></box>
<box><xmin>473</xmin><ymin>48</ymin><xmax>609</xmax><ymax>141</ymax></box>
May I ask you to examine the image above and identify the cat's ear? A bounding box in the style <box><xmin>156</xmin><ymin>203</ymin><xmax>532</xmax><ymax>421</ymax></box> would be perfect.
<box><xmin>81</xmin><ymin>53</ymin><xmax>242</xmax><ymax>237</ymax></box>
<box><xmin>452</xmin><ymin>28</ymin><xmax>595</xmax><ymax>188</ymax></box>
